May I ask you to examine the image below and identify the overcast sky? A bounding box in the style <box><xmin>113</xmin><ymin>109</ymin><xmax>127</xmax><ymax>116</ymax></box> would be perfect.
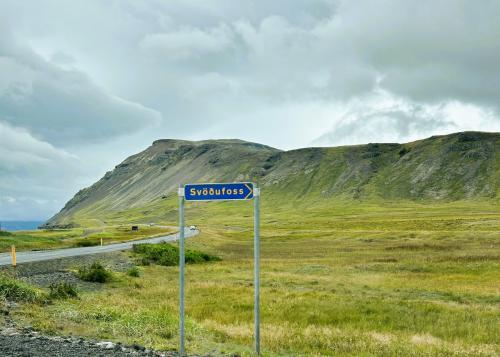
<box><xmin>1</xmin><ymin>0</ymin><xmax>500</xmax><ymax>220</ymax></box>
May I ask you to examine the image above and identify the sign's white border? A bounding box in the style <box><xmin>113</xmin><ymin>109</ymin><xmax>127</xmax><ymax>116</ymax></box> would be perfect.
<box><xmin>182</xmin><ymin>182</ymin><xmax>255</xmax><ymax>201</ymax></box>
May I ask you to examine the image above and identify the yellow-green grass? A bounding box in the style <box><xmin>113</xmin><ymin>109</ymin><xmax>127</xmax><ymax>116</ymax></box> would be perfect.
<box><xmin>1</xmin><ymin>225</ymin><xmax>175</xmax><ymax>253</ymax></box>
<box><xmin>15</xmin><ymin>201</ymin><xmax>500</xmax><ymax>356</ymax></box>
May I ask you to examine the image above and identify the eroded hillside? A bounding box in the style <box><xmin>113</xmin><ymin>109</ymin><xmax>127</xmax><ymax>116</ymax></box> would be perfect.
<box><xmin>46</xmin><ymin>132</ymin><xmax>499</xmax><ymax>227</ymax></box>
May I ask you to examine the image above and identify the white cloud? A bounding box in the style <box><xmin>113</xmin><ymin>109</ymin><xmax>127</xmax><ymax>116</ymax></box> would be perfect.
<box><xmin>313</xmin><ymin>92</ymin><xmax>500</xmax><ymax>146</ymax></box>
<box><xmin>0</xmin><ymin>32</ymin><xmax>162</xmax><ymax>147</ymax></box>
<box><xmin>140</xmin><ymin>24</ymin><xmax>234</xmax><ymax>59</ymax></box>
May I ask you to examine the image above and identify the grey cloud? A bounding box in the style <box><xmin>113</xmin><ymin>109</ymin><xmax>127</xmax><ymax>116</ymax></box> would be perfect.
<box><xmin>0</xmin><ymin>121</ymin><xmax>84</xmax><ymax>219</ymax></box>
<box><xmin>50</xmin><ymin>51</ymin><xmax>76</xmax><ymax>65</ymax></box>
<box><xmin>0</xmin><ymin>32</ymin><xmax>161</xmax><ymax>147</ymax></box>
<box><xmin>3</xmin><ymin>0</ymin><xmax>500</xmax><ymax>113</ymax></box>
<box><xmin>330</xmin><ymin>1</ymin><xmax>500</xmax><ymax>109</ymax></box>
<box><xmin>140</xmin><ymin>24</ymin><xmax>235</xmax><ymax>59</ymax></box>
<box><xmin>0</xmin><ymin>121</ymin><xmax>75</xmax><ymax>170</ymax></box>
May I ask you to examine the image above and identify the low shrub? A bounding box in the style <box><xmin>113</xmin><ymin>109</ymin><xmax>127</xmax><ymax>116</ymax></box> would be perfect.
<box><xmin>127</xmin><ymin>266</ymin><xmax>140</xmax><ymax>277</ymax></box>
<box><xmin>186</xmin><ymin>249</ymin><xmax>222</xmax><ymax>264</ymax></box>
<box><xmin>76</xmin><ymin>262</ymin><xmax>112</xmax><ymax>283</ymax></box>
<box><xmin>75</xmin><ymin>239</ymin><xmax>100</xmax><ymax>247</ymax></box>
<box><xmin>133</xmin><ymin>242</ymin><xmax>221</xmax><ymax>266</ymax></box>
<box><xmin>49</xmin><ymin>282</ymin><xmax>78</xmax><ymax>299</ymax></box>
<box><xmin>0</xmin><ymin>275</ymin><xmax>43</xmax><ymax>302</ymax></box>
<box><xmin>399</xmin><ymin>147</ymin><xmax>411</xmax><ymax>157</ymax></box>
<box><xmin>0</xmin><ymin>231</ymin><xmax>13</xmax><ymax>237</ymax></box>
<box><xmin>133</xmin><ymin>243</ymin><xmax>178</xmax><ymax>266</ymax></box>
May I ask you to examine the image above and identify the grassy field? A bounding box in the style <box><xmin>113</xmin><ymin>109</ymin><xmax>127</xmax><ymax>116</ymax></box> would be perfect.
<box><xmin>0</xmin><ymin>225</ymin><xmax>174</xmax><ymax>253</ymax></box>
<box><xmin>13</xmin><ymin>200</ymin><xmax>500</xmax><ymax>356</ymax></box>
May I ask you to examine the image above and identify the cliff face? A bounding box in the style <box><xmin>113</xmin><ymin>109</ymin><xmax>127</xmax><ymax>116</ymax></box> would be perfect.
<box><xmin>46</xmin><ymin>132</ymin><xmax>499</xmax><ymax>227</ymax></box>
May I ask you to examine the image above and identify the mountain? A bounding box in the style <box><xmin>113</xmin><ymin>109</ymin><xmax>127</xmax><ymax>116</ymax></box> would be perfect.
<box><xmin>45</xmin><ymin>132</ymin><xmax>499</xmax><ymax>228</ymax></box>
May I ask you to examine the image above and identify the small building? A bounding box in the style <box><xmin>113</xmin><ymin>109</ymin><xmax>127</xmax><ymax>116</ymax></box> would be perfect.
<box><xmin>131</xmin><ymin>225</ymin><xmax>139</xmax><ymax>231</ymax></box>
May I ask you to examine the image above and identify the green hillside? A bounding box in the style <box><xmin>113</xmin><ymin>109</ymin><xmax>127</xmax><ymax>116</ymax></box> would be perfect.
<box><xmin>45</xmin><ymin>131</ymin><xmax>499</xmax><ymax>227</ymax></box>
<box><xmin>19</xmin><ymin>131</ymin><xmax>500</xmax><ymax>356</ymax></box>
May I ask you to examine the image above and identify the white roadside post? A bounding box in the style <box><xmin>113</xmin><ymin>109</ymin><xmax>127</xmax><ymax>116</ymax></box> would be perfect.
<box><xmin>254</xmin><ymin>186</ymin><xmax>261</xmax><ymax>355</ymax></box>
<box><xmin>178</xmin><ymin>186</ymin><xmax>186</xmax><ymax>356</ymax></box>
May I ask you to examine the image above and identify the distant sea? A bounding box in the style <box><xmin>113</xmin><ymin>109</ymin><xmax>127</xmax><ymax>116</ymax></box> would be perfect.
<box><xmin>0</xmin><ymin>221</ymin><xmax>45</xmax><ymax>232</ymax></box>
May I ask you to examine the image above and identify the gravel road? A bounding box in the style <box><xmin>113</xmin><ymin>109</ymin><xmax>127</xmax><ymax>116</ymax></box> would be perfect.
<box><xmin>0</xmin><ymin>229</ymin><xmax>198</xmax><ymax>266</ymax></box>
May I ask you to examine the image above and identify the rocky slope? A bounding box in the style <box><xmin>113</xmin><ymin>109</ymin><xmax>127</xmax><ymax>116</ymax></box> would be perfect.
<box><xmin>46</xmin><ymin>132</ymin><xmax>499</xmax><ymax>227</ymax></box>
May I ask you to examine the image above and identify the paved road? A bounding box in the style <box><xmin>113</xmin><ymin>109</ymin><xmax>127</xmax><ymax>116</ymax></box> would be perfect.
<box><xmin>0</xmin><ymin>228</ymin><xmax>198</xmax><ymax>266</ymax></box>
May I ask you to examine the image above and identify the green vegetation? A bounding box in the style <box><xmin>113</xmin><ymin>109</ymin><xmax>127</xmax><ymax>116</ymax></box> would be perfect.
<box><xmin>45</xmin><ymin>132</ymin><xmax>500</xmax><ymax>228</ymax></box>
<box><xmin>48</xmin><ymin>282</ymin><xmax>79</xmax><ymax>300</ymax></box>
<box><xmin>8</xmin><ymin>133</ymin><xmax>499</xmax><ymax>355</ymax></box>
<box><xmin>0</xmin><ymin>275</ymin><xmax>78</xmax><ymax>303</ymax></box>
<box><xmin>133</xmin><ymin>242</ymin><xmax>221</xmax><ymax>266</ymax></box>
<box><xmin>16</xmin><ymin>201</ymin><xmax>500</xmax><ymax>356</ymax></box>
<box><xmin>0</xmin><ymin>230</ymin><xmax>13</xmax><ymax>237</ymax></box>
<box><xmin>127</xmin><ymin>267</ymin><xmax>140</xmax><ymax>277</ymax></box>
<box><xmin>0</xmin><ymin>274</ymin><xmax>43</xmax><ymax>303</ymax></box>
<box><xmin>0</xmin><ymin>225</ymin><xmax>174</xmax><ymax>253</ymax></box>
<box><xmin>74</xmin><ymin>238</ymin><xmax>101</xmax><ymax>247</ymax></box>
<box><xmin>76</xmin><ymin>262</ymin><xmax>113</xmax><ymax>283</ymax></box>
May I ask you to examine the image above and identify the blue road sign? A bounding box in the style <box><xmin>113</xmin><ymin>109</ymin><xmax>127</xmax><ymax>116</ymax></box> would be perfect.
<box><xmin>184</xmin><ymin>182</ymin><xmax>254</xmax><ymax>201</ymax></box>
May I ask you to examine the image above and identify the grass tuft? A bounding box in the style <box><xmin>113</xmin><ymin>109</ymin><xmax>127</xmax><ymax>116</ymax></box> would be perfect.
<box><xmin>0</xmin><ymin>274</ymin><xmax>43</xmax><ymax>302</ymax></box>
<box><xmin>49</xmin><ymin>282</ymin><xmax>79</xmax><ymax>299</ymax></box>
<box><xmin>76</xmin><ymin>262</ymin><xmax>112</xmax><ymax>283</ymax></box>
<box><xmin>127</xmin><ymin>266</ymin><xmax>140</xmax><ymax>277</ymax></box>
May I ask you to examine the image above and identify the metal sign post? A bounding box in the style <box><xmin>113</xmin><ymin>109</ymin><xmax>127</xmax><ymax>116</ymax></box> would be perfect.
<box><xmin>178</xmin><ymin>187</ymin><xmax>185</xmax><ymax>356</ymax></box>
<box><xmin>177</xmin><ymin>182</ymin><xmax>260</xmax><ymax>356</ymax></box>
<box><xmin>253</xmin><ymin>187</ymin><xmax>261</xmax><ymax>355</ymax></box>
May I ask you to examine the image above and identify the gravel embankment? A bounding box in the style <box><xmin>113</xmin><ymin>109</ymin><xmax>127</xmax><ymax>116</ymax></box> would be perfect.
<box><xmin>1</xmin><ymin>251</ymin><xmax>134</xmax><ymax>289</ymax></box>
<box><xmin>0</xmin><ymin>326</ymin><xmax>181</xmax><ymax>357</ymax></box>
<box><xmin>0</xmin><ymin>298</ymin><xmax>198</xmax><ymax>357</ymax></box>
